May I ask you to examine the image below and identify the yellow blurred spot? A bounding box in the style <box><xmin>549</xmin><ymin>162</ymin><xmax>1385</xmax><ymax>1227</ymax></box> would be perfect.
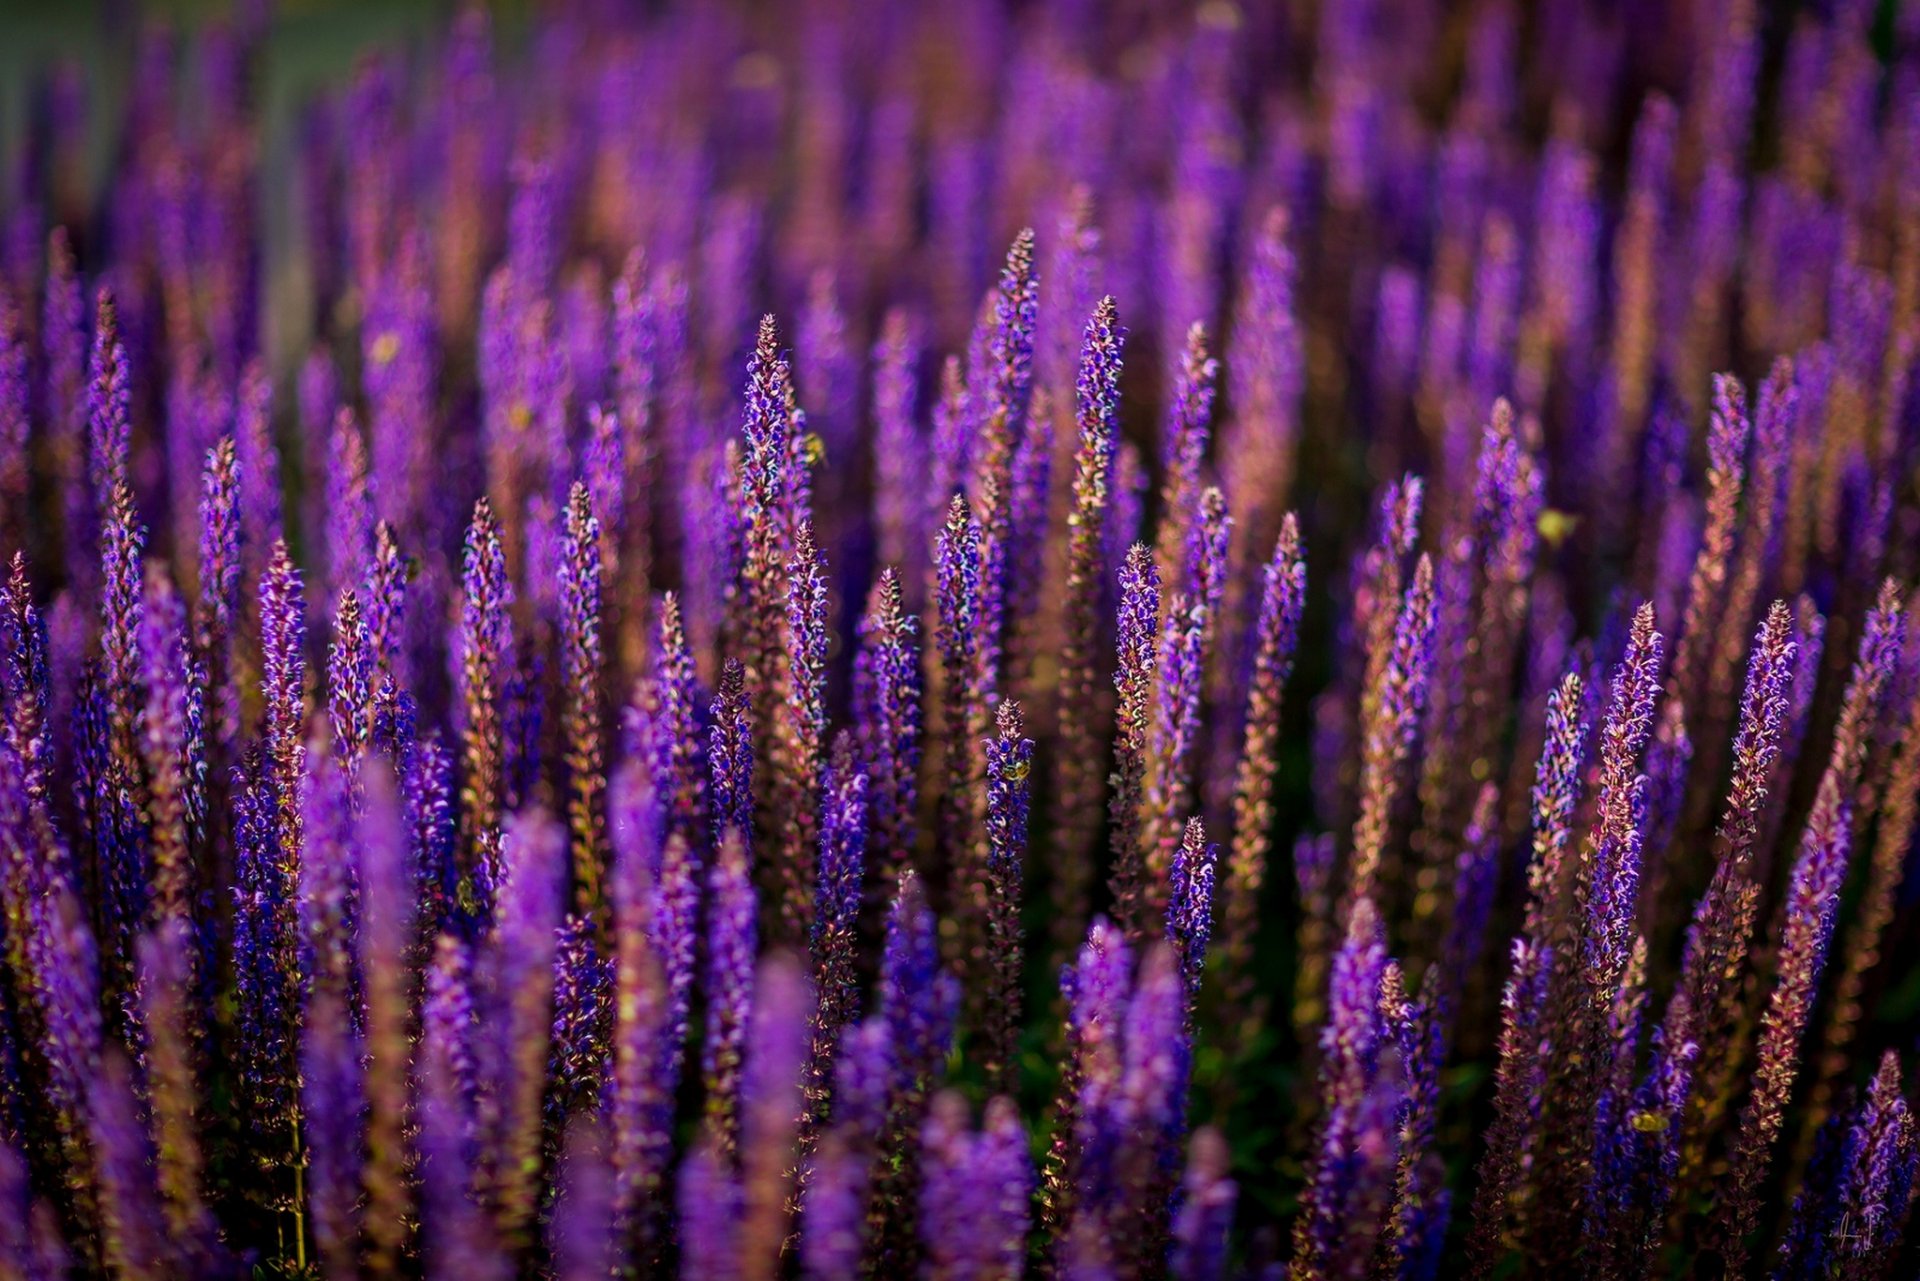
<box><xmin>371</xmin><ymin>332</ymin><xmax>400</xmax><ymax>366</ymax></box>
<box><xmin>803</xmin><ymin>433</ymin><xmax>827</xmax><ymax>468</ymax></box>
<box><xmin>1538</xmin><ymin>508</ymin><xmax>1578</xmax><ymax>548</ymax></box>
<box><xmin>1630</xmin><ymin>1110</ymin><xmax>1668</xmax><ymax>1133</ymax></box>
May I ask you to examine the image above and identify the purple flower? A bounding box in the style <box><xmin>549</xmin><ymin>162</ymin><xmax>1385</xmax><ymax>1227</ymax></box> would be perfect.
<box><xmin>708</xmin><ymin>658</ymin><xmax>755</xmax><ymax>852</ymax></box>
<box><xmin>1293</xmin><ymin>898</ymin><xmax>1397</xmax><ymax>1281</ymax></box>
<box><xmin>86</xmin><ymin>289</ymin><xmax>130</xmax><ymax>510</ymax></box>
<box><xmin>1109</xmin><ymin>543</ymin><xmax>1161</xmax><ymax>939</ymax></box>
<box><xmin>558</xmin><ymin>481</ymin><xmax>606</xmax><ymax>911</ymax></box>
<box><xmin>703</xmin><ymin>825</ymin><xmax>757</xmax><ymax>1160</ymax></box>
<box><xmin>776</xmin><ymin>519</ymin><xmax>831</xmax><ymax>939</ymax></box>
<box><xmin>919</xmin><ymin>1091</ymin><xmax>1031</xmax><ymax>1281</ymax></box>
<box><xmin>980</xmin><ymin>700</ymin><xmax>1031</xmax><ymax>1090</ymax></box>
<box><xmin>1712</xmin><ymin>582</ymin><xmax>1903</xmax><ymax>1273</ymax></box>
<box><xmin>457</xmin><ymin>500</ymin><xmax>513</xmax><ymax>918</ymax></box>
<box><xmin>853</xmin><ymin>568</ymin><xmax>922</xmax><ymax>876</ymax></box>
<box><xmin>1052</xmin><ymin>298</ymin><xmax>1126</xmax><ymax>952</ymax></box>
<box><xmin>1171</xmin><ymin>1126</ymin><xmax>1235</xmax><ymax>1281</ymax></box>
<box><xmin>1165</xmin><ymin>817</ymin><xmax>1218</xmax><ymax>1003</ymax></box>
<box><xmin>1221</xmin><ymin>515</ymin><xmax>1306</xmax><ymax>1022</ymax></box>
<box><xmin>1349</xmin><ymin>551</ymin><xmax>1437</xmax><ymax>905</ymax></box>
<box><xmin>474</xmin><ymin>807</ymin><xmax>567</xmax><ymax>1246</ymax></box>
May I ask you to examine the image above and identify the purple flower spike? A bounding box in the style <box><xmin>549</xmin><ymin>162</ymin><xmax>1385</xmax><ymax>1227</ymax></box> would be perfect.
<box><xmin>737</xmin><ymin>952</ymin><xmax>812</xmax><ymax>1275</ymax></box>
<box><xmin>677</xmin><ymin>1139</ymin><xmax>742</xmax><ymax>1278</ymax></box>
<box><xmin>326</xmin><ymin>591</ymin><xmax>373</xmax><ymax>774</ymax></box>
<box><xmin>90</xmin><ymin>1050</ymin><xmax>172</xmax><ymax>1278</ymax></box>
<box><xmin>301</xmin><ymin>983</ymin><xmax>364</xmax><ymax>1277</ymax></box>
<box><xmin>324</xmin><ymin>407</ymin><xmax>375</xmax><ymax>609</ymax></box>
<box><xmin>1520</xmin><ymin>671</ymin><xmax>1588</xmax><ymax>948</ymax></box>
<box><xmin>853</xmin><ymin>568</ymin><xmax>922</xmax><ymax>875</ymax></box>
<box><xmin>1712</xmin><ymin>582</ymin><xmax>1903</xmax><ymax>1273</ymax></box>
<box><xmin>920</xmin><ymin>1091</ymin><xmax>1032</xmax><ymax>1281</ymax></box>
<box><xmin>1109</xmin><ymin>542</ymin><xmax>1161</xmax><ymax>940</ymax></box>
<box><xmin>138</xmin><ymin>565</ymin><xmax>195</xmax><ymax>926</ymax></box>
<box><xmin>1293</xmin><ymin>897</ymin><xmax>1395</xmax><ymax>1280</ymax></box>
<box><xmin>559</xmin><ymin>481</ymin><xmax>606</xmax><ymax>913</ymax></box>
<box><xmin>980</xmin><ymin>700</ymin><xmax>1032</xmax><ymax>1091</ymax></box>
<box><xmin>547</xmin><ymin>919</ymin><xmax>613</xmax><ymax>1135</ymax></box>
<box><xmin>1579</xmin><ymin>604</ymin><xmax>1665</xmax><ymax>1005</ymax></box>
<box><xmin>1664</xmin><ymin>603</ymin><xmax>1796</xmax><ymax>1118</ymax></box>
<box><xmin>1156</xmin><ymin>323</ymin><xmax>1219</xmax><ymax>594</ymax></box>
<box><xmin>1171</xmin><ymin>1126</ymin><xmax>1236</xmax><ymax>1281</ymax></box>
<box><xmin>1349</xmin><ymin>551</ymin><xmax>1437</xmax><ymax>905</ymax></box>
<box><xmin>548</xmin><ymin>1119</ymin><xmax>618</xmax><ymax>1281</ymax></box>
<box><xmin>135</xmin><ymin>917</ymin><xmax>211</xmax><ymax>1252</ymax></box>
<box><xmin>871</xmin><ymin>311</ymin><xmax>926</xmax><ymax>573</ymax></box>
<box><xmin>476</xmin><ymin>807</ymin><xmax>567</xmax><ymax>1247</ymax></box>
<box><xmin>1221</xmin><ymin>515</ymin><xmax>1306</xmax><ymax>1023</ymax></box>
<box><xmin>802</xmin><ymin>1128</ymin><xmax>868</xmax><ymax>1279</ymax></box>
<box><xmin>708</xmin><ymin>658</ymin><xmax>755</xmax><ymax>852</ymax></box>
<box><xmin>605</xmin><ymin>765</ymin><xmax>674</xmax><ymax>1262</ymax></box>
<box><xmin>357</xmin><ymin>764</ymin><xmax>414</xmax><ymax>1274</ymax></box>
<box><xmin>458</xmin><ymin>499</ymin><xmax>513</xmax><ymax>918</ymax></box>
<box><xmin>260</xmin><ymin>538</ymin><xmax>307</xmax><ymax>876</ymax></box>
<box><xmin>971</xmin><ymin>231</ymin><xmax>1040</xmax><ymax>712</ymax></box>
<box><xmin>1053</xmin><ymin>298</ymin><xmax>1126</xmax><ymax>951</ymax></box>
<box><xmin>0</xmin><ymin>289</ymin><xmax>27</xmax><ymax>543</ymax></box>
<box><xmin>776</xmin><ymin>519</ymin><xmax>831</xmax><ymax>940</ymax></box>
<box><xmin>1166</xmin><ymin>816</ymin><xmax>1218</xmax><ymax>1003</ymax></box>
<box><xmin>805</xmin><ymin>735</ymin><xmax>868</xmax><ymax>1136</ymax></box>
<box><xmin>866</xmin><ymin>869</ymin><xmax>961</xmax><ymax>1277</ymax></box>
<box><xmin>87</xmin><ymin>289</ymin><xmax>130</xmax><ymax>511</ymax></box>
<box><xmin>1145</xmin><ymin>482</ymin><xmax>1230</xmax><ymax>895</ymax></box>
<box><xmin>630</xmin><ymin>595</ymin><xmax>708</xmax><ymax>855</ymax></box>
<box><xmin>0</xmin><ymin>556</ymin><xmax>51</xmax><ymax>811</ymax></box>
<box><xmin>934</xmin><ymin>493</ymin><xmax>983</xmax><ymax>880</ymax></box>
<box><xmin>194</xmin><ymin>437</ymin><xmax>241</xmax><ymax>742</ymax></box>
<box><xmin>703</xmin><ymin>825</ymin><xmax>757</xmax><ymax>1160</ymax></box>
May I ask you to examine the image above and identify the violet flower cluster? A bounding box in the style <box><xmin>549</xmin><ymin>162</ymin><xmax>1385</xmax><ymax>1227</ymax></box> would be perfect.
<box><xmin>2</xmin><ymin>1</ymin><xmax>1920</xmax><ymax>1278</ymax></box>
